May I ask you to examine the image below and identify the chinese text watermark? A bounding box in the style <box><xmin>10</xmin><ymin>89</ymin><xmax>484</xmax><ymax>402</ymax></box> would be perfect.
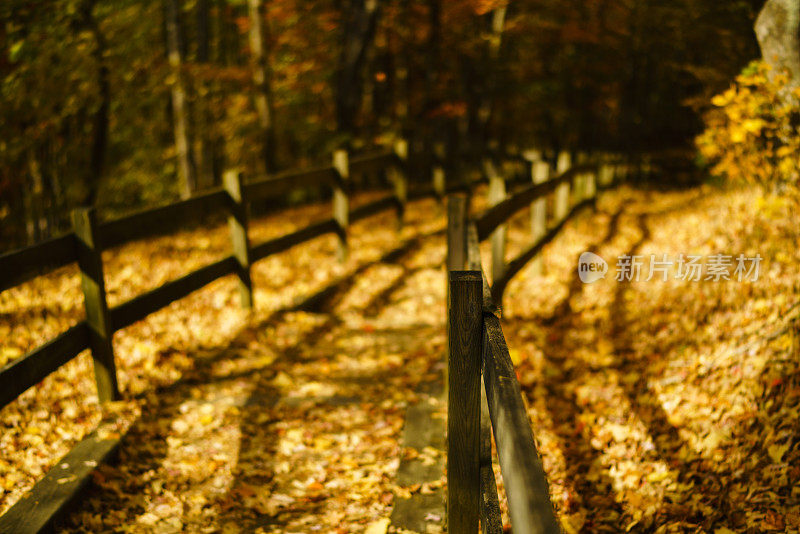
<box><xmin>578</xmin><ymin>253</ymin><xmax>761</xmax><ymax>283</ymax></box>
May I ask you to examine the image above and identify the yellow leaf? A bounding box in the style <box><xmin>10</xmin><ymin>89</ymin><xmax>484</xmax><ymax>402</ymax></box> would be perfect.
<box><xmin>364</xmin><ymin>518</ymin><xmax>390</xmax><ymax>534</ymax></box>
<box><xmin>711</xmin><ymin>94</ymin><xmax>729</xmax><ymax>107</ymax></box>
<box><xmin>768</xmin><ymin>443</ymin><xmax>790</xmax><ymax>463</ymax></box>
<box><xmin>646</xmin><ymin>470</ymin><xmax>670</xmax><ymax>483</ymax></box>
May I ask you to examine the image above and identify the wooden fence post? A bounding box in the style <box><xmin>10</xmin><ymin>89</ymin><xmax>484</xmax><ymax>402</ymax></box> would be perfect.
<box><xmin>391</xmin><ymin>139</ymin><xmax>408</xmax><ymax>231</ymax></box>
<box><xmin>447</xmin><ymin>270</ymin><xmax>482</xmax><ymax>534</ymax></box>
<box><xmin>433</xmin><ymin>142</ymin><xmax>446</xmax><ymax>200</ymax></box>
<box><xmin>332</xmin><ymin>149</ymin><xmax>350</xmax><ymax>262</ymax></box>
<box><xmin>599</xmin><ymin>161</ymin><xmax>613</xmax><ymax>189</ymax></box>
<box><xmin>574</xmin><ymin>152</ymin><xmax>588</xmax><ymax>203</ymax></box>
<box><xmin>447</xmin><ymin>195</ymin><xmax>468</xmax><ymax>272</ymax></box>
<box><xmin>585</xmin><ymin>164</ymin><xmax>597</xmax><ymax>203</ymax></box>
<box><xmin>530</xmin><ymin>160</ymin><xmax>549</xmax><ymax>275</ymax></box>
<box><xmin>554</xmin><ymin>151</ymin><xmax>571</xmax><ymax>221</ymax></box>
<box><xmin>71</xmin><ymin>208</ymin><xmax>120</xmax><ymax>403</ymax></box>
<box><xmin>223</xmin><ymin>169</ymin><xmax>253</xmax><ymax>309</ymax></box>
<box><xmin>485</xmin><ymin>159</ymin><xmax>506</xmax><ymax>284</ymax></box>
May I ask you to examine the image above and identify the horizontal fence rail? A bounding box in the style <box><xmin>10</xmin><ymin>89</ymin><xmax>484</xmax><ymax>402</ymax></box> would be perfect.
<box><xmin>0</xmin><ymin>323</ymin><xmax>90</xmax><ymax>410</ymax></box>
<box><xmin>249</xmin><ymin>219</ymin><xmax>339</xmax><ymax>262</ymax></box>
<box><xmin>109</xmin><ymin>256</ymin><xmax>238</xmax><ymax>332</ymax></box>
<box><xmin>245</xmin><ymin>165</ymin><xmax>338</xmax><ymax>201</ymax></box>
<box><xmin>482</xmin><ymin>313</ymin><xmax>560</xmax><ymax>533</ymax></box>
<box><xmin>0</xmin><ymin>234</ymin><xmax>78</xmax><ymax>293</ymax></box>
<box><xmin>98</xmin><ymin>189</ymin><xmax>230</xmax><ymax>250</ymax></box>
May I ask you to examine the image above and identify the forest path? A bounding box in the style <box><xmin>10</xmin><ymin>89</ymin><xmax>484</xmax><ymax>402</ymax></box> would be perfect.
<box><xmin>11</xmin><ymin>183</ymin><xmax>800</xmax><ymax>533</ymax></box>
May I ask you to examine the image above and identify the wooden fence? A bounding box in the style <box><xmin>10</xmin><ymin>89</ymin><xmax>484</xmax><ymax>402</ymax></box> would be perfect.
<box><xmin>445</xmin><ymin>153</ymin><xmax>628</xmax><ymax>533</ymax></box>
<box><xmin>0</xmin><ymin>143</ymin><xmax>412</xmax><ymax>412</ymax></box>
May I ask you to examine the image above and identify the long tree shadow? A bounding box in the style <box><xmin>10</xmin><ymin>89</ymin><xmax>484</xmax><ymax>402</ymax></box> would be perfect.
<box><xmin>544</xmin><ymin>206</ymin><xmax>626</xmax><ymax>323</ymax></box>
<box><xmin>213</xmin><ymin>232</ymin><xmax>446</xmax><ymax>531</ymax></box>
<box><xmin>505</xmin><ymin>193</ymin><xmax>708</xmax><ymax>528</ymax></box>
<box><xmin>535</xmin><ymin>208</ymin><xmax>627</xmax><ymax>523</ymax></box>
<box><xmin>609</xmin><ymin>211</ymin><xmax>728</xmax><ymax>529</ymax></box>
<box><xmin>502</xmin><ymin>206</ymin><xmax>628</xmax><ymax>523</ymax></box>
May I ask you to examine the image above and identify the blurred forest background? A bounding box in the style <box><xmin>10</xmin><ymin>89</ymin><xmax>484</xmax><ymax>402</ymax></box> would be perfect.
<box><xmin>0</xmin><ymin>0</ymin><xmax>763</xmax><ymax>251</ymax></box>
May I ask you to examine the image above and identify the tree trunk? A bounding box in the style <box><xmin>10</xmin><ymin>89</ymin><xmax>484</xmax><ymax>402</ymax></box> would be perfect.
<box><xmin>755</xmin><ymin>0</ymin><xmax>800</xmax><ymax>95</ymax></box>
<box><xmin>77</xmin><ymin>0</ymin><xmax>110</xmax><ymax>207</ymax></box>
<box><xmin>335</xmin><ymin>0</ymin><xmax>380</xmax><ymax>141</ymax></box>
<box><xmin>247</xmin><ymin>0</ymin><xmax>277</xmax><ymax>172</ymax></box>
<box><xmin>193</xmin><ymin>0</ymin><xmax>217</xmax><ymax>188</ymax></box>
<box><xmin>165</xmin><ymin>0</ymin><xmax>197</xmax><ymax>199</ymax></box>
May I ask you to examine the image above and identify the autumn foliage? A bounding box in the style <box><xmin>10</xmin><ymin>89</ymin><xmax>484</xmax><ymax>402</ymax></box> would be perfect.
<box><xmin>697</xmin><ymin>61</ymin><xmax>800</xmax><ymax>199</ymax></box>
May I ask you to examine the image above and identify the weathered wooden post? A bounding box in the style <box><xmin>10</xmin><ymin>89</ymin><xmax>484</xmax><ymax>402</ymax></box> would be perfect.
<box><xmin>332</xmin><ymin>149</ymin><xmax>350</xmax><ymax>262</ymax></box>
<box><xmin>71</xmin><ymin>208</ymin><xmax>120</xmax><ymax>403</ymax></box>
<box><xmin>530</xmin><ymin>159</ymin><xmax>549</xmax><ymax>275</ymax></box>
<box><xmin>432</xmin><ymin>142</ymin><xmax>446</xmax><ymax>200</ymax></box>
<box><xmin>485</xmin><ymin>159</ymin><xmax>507</xmax><ymax>284</ymax></box>
<box><xmin>447</xmin><ymin>270</ymin><xmax>482</xmax><ymax>534</ymax></box>
<box><xmin>585</xmin><ymin>163</ymin><xmax>597</xmax><ymax>204</ymax></box>
<box><xmin>447</xmin><ymin>195</ymin><xmax>468</xmax><ymax>272</ymax></box>
<box><xmin>599</xmin><ymin>159</ymin><xmax>614</xmax><ymax>189</ymax></box>
<box><xmin>223</xmin><ymin>169</ymin><xmax>253</xmax><ymax>309</ymax></box>
<box><xmin>574</xmin><ymin>152</ymin><xmax>589</xmax><ymax>203</ymax></box>
<box><xmin>554</xmin><ymin>151</ymin><xmax>571</xmax><ymax>221</ymax></box>
<box><xmin>390</xmin><ymin>138</ymin><xmax>409</xmax><ymax>231</ymax></box>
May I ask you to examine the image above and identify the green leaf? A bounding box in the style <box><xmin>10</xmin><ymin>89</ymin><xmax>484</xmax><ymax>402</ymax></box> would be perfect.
<box><xmin>9</xmin><ymin>41</ymin><xmax>25</xmax><ymax>63</ymax></box>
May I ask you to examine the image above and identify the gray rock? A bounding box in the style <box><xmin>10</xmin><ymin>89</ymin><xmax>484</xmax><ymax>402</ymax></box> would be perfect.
<box><xmin>755</xmin><ymin>0</ymin><xmax>800</xmax><ymax>95</ymax></box>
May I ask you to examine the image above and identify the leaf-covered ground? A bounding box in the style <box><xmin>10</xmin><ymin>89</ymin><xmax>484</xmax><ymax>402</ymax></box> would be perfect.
<box><xmin>499</xmin><ymin>184</ymin><xmax>800</xmax><ymax>533</ymax></box>
<box><xmin>2</xmin><ymin>183</ymin><xmax>799</xmax><ymax>533</ymax></box>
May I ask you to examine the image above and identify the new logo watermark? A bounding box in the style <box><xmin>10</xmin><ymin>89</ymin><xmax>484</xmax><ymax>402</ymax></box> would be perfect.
<box><xmin>577</xmin><ymin>252</ymin><xmax>762</xmax><ymax>283</ymax></box>
<box><xmin>578</xmin><ymin>252</ymin><xmax>608</xmax><ymax>283</ymax></box>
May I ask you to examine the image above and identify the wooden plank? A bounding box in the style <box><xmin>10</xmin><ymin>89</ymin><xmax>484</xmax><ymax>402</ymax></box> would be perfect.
<box><xmin>480</xmin><ymin>377</ymin><xmax>503</xmax><ymax>534</ymax></box>
<box><xmin>332</xmin><ymin>150</ymin><xmax>349</xmax><ymax>262</ymax></box>
<box><xmin>491</xmin><ymin>197</ymin><xmax>593</xmax><ymax>304</ymax></box>
<box><xmin>482</xmin><ymin>313</ymin><xmax>559</xmax><ymax>534</ymax></box>
<box><xmin>0</xmin><ymin>422</ymin><xmax>121</xmax><ymax>534</ymax></box>
<box><xmin>223</xmin><ymin>170</ymin><xmax>253</xmax><ymax>309</ymax></box>
<box><xmin>348</xmin><ymin>149</ymin><xmax>395</xmax><ymax>176</ymax></box>
<box><xmin>389</xmin><ymin>380</ymin><xmax>446</xmax><ymax>533</ymax></box>
<box><xmin>72</xmin><ymin>208</ymin><xmax>119</xmax><ymax>403</ymax></box>
<box><xmin>243</xmin><ymin>165</ymin><xmax>338</xmax><ymax>201</ymax></box>
<box><xmin>0</xmin><ymin>323</ymin><xmax>90</xmax><ymax>410</ymax></box>
<box><xmin>249</xmin><ymin>219</ymin><xmax>338</xmax><ymax>262</ymax></box>
<box><xmin>109</xmin><ymin>256</ymin><xmax>237</xmax><ymax>332</ymax></box>
<box><xmin>0</xmin><ymin>234</ymin><xmax>78</xmax><ymax>293</ymax></box>
<box><xmin>447</xmin><ymin>271</ymin><xmax>483</xmax><ymax>534</ymax></box>
<box><xmin>98</xmin><ymin>189</ymin><xmax>228</xmax><ymax>250</ymax></box>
